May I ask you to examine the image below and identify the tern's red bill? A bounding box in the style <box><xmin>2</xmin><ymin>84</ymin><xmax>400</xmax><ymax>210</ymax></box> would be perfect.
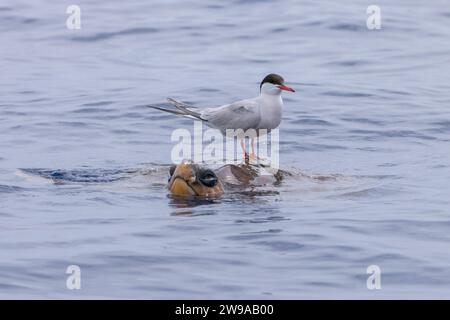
<box><xmin>277</xmin><ymin>84</ymin><xmax>295</xmax><ymax>92</ymax></box>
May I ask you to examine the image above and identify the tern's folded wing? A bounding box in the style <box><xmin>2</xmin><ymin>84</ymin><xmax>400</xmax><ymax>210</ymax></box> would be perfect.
<box><xmin>201</xmin><ymin>99</ymin><xmax>260</xmax><ymax>132</ymax></box>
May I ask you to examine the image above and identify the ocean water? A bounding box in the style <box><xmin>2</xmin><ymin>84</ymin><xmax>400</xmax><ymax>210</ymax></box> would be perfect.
<box><xmin>1</xmin><ymin>0</ymin><xmax>450</xmax><ymax>299</ymax></box>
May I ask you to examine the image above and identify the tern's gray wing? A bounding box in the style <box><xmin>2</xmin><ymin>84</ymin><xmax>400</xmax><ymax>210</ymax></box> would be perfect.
<box><xmin>200</xmin><ymin>99</ymin><xmax>260</xmax><ymax>133</ymax></box>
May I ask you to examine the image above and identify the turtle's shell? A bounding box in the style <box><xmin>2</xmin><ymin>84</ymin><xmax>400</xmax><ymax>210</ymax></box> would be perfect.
<box><xmin>215</xmin><ymin>164</ymin><xmax>285</xmax><ymax>188</ymax></box>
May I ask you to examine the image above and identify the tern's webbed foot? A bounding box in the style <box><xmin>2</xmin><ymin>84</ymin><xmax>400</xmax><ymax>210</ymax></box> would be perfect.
<box><xmin>242</xmin><ymin>153</ymin><xmax>267</xmax><ymax>166</ymax></box>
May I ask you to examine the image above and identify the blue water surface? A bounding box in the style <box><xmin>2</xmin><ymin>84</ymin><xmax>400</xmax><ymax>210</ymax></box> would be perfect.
<box><xmin>1</xmin><ymin>0</ymin><xmax>450</xmax><ymax>298</ymax></box>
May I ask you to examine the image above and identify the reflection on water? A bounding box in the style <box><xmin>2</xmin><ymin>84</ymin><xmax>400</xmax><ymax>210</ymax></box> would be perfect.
<box><xmin>169</xmin><ymin>195</ymin><xmax>219</xmax><ymax>215</ymax></box>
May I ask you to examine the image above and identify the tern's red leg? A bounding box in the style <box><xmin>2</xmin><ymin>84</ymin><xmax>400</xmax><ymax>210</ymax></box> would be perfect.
<box><xmin>250</xmin><ymin>138</ymin><xmax>256</xmax><ymax>159</ymax></box>
<box><xmin>240</xmin><ymin>138</ymin><xmax>250</xmax><ymax>164</ymax></box>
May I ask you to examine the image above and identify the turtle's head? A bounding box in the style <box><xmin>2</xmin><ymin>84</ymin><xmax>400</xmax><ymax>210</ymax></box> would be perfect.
<box><xmin>168</xmin><ymin>163</ymin><xmax>223</xmax><ymax>197</ymax></box>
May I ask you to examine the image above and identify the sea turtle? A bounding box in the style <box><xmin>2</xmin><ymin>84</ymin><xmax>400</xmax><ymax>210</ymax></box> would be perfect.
<box><xmin>167</xmin><ymin>162</ymin><xmax>285</xmax><ymax>197</ymax></box>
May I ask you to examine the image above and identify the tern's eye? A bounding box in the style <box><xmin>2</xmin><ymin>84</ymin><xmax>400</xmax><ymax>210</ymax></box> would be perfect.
<box><xmin>198</xmin><ymin>170</ymin><xmax>218</xmax><ymax>187</ymax></box>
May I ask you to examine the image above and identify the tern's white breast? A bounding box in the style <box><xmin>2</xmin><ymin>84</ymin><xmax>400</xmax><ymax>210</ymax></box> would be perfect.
<box><xmin>257</xmin><ymin>95</ymin><xmax>283</xmax><ymax>130</ymax></box>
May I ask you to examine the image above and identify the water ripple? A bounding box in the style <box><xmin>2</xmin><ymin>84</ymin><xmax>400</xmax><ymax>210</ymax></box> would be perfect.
<box><xmin>69</xmin><ymin>27</ymin><xmax>159</xmax><ymax>42</ymax></box>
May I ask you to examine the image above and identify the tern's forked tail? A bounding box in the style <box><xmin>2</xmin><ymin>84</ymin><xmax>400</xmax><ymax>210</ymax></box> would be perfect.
<box><xmin>147</xmin><ymin>98</ymin><xmax>206</xmax><ymax>121</ymax></box>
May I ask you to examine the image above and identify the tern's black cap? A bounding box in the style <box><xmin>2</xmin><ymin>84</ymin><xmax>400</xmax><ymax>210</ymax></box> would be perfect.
<box><xmin>260</xmin><ymin>74</ymin><xmax>285</xmax><ymax>91</ymax></box>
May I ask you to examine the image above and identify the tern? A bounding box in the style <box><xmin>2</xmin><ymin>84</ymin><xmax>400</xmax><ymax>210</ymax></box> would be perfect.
<box><xmin>149</xmin><ymin>73</ymin><xmax>295</xmax><ymax>161</ymax></box>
